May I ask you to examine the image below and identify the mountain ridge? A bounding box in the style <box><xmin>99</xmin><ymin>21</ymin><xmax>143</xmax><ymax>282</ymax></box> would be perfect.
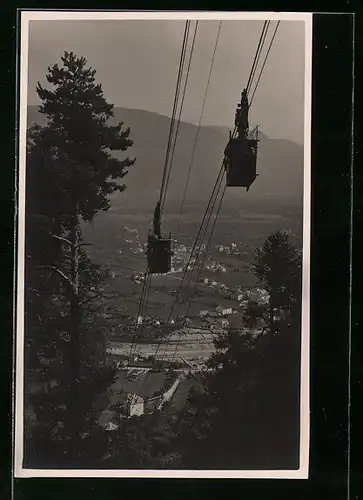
<box><xmin>26</xmin><ymin>105</ymin><xmax>304</xmax><ymax>214</ymax></box>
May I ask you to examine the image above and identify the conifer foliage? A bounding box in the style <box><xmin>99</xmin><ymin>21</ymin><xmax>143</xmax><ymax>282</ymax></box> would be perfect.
<box><xmin>24</xmin><ymin>51</ymin><xmax>135</xmax><ymax>467</ymax></box>
<box><xmin>174</xmin><ymin>231</ymin><xmax>302</xmax><ymax>470</ymax></box>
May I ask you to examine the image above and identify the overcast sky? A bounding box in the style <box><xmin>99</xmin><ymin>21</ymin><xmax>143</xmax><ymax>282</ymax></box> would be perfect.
<box><xmin>27</xmin><ymin>19</ymin><xmax>306</xmax><ymax>144</ymax></box>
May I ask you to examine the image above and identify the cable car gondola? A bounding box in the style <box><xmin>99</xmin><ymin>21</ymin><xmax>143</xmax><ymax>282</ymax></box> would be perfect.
<box><xmin>146</xmin><ymin>201</ymin><xmax>173</xmax><ymax>274</ymax></box>
<box><xmin>225</xmin><ymin>89</ymin><xmax>259</xmax><ymax>191</ymax></box>
<box><xmin>146</xmin><ymin>233</ymin><xmax>172</xmax><ymax>274</ymax></box>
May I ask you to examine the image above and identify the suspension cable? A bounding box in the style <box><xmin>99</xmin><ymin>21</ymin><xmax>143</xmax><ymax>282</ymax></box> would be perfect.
<box><xmin>247</xmin><ymin>22</ymin><xmax>270</xmax><ymax>98</ymax></box>
<box><xmin>158</xmin><ymin>129</ymin><xmax>238</xmax><ymax>363</ymax></box>
<box><xmin>165</xmin><ymin>19</ymin><xmax>222</xmax><ymax>320</ymax></box>
<box><xmin>132</xmin><ymin>275</ymin><xmax>153</xmax><ymax>360</ymax></box>
<box><xmin>157</xmin><ymin>145</ymin><xmax>230</xmax><ymax>363</ymax></box>
<box><xmin>166</xmin><ymin>22</ymin><xmax>280</xmax><ymax>366</ymax></box>
<box><xmin>173</xmin><ymin>20</ymin><xmax>222</xmax><ymax>228</ymax></box>
<box><xmin>127</xmin><ymin>22</ymin><xmax>192</xmax><ymax>368</ymax></box>
<box><xmin>130</xmin><ymin>19</ymin><xmax>278</xmax><ymax>395</ymax></box>
<box><xmin>249</xmin><ymin>21</ymin><xmax>280</xmax><ymax>106</ymax></box>
<box><xmin>170</xmin><ymin>183</ymin><xmax>226</xmax><ymax>363</ymax></box>
<box><xmin>159</xmin><ymin>20</ymin><xmax>190</xmax><ymax>210</ymax></box>
<box><xmin>175</xmin><ymin>170</ymin><xmax>224</xmax><ymax>317</ymax></box>
<box><xmin>160</xmin><ymin>20</ymin><xmax>199</xmax><ymax>214</ymax></box>
<box><xmin>185</xmin><ymin>183</ymin><xmax>226</xmax><ymax>318</ymax></box>
<box><xmin>144</xmin><ymin>157</ymin><xmax>226</xmax><ymax>372</ymax></box>
<box><xmin>166</xmin><ymin>126</ymin><xmax>237</xmax><ymax>322</ymax></box>
<box><xmin>128</xmin><ymin>271</ymin><xmax>150</xmax><ymax>361</ymax></box>
<box><xmin>135</xmin><ymin>19</ymin><xmax>273</xmax><ymax>362</ymax></box>
<box><xmin>246</xmin><ymin>21</ymin><xmax>269</xmax><ymax>95</ymax></box>
<box><xmin>158</xmin><ymin>19</ymin><xmax>217</xmax><ymax>324</ymax></box>
<box><xmin>151</xmin><ymin>122</ymin><xmax>235</xmax><ymax>365</ymax></box>
<box><xmin>167</xmin><ymin>160</ymin><xmax>226</xmax><ymax>322</ymax></box>
<box><xmin>128</xmin><ymin>22</ymin><xmax>198</xmax><ymax>365</ymax></box>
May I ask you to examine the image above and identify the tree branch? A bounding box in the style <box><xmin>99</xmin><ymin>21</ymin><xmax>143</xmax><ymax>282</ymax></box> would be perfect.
<box><xmin>51</xmin><ymin>234</ymin><xmax>92</xmax><ymax>250</ymax></box>
<box><xmin>76</xmin><ymin>243</ymin><xmax>92</xmax><ymax>250</ymax></box>
<box><xmin>51</xmin><ymin>234</ymin><xmax>72</xmax><ymax>246</ymax></box>
<box><xmin>26</xmin><ymin>287</ymin><xmax>42</xmax><ymax>295</ymax></box>
<box><xmin>80</xmin><ymin>293</ymin><xmax>101</xmax><ymax>306</ymax></box>
<box><xmin>36</xmin><ymin>265</ymin><xmax>75</xmax><ymax>293</ymax></box>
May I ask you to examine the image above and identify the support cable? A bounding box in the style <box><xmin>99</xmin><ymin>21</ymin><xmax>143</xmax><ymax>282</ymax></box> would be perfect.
<box><xmin>160</xmin><ymin>20</ymin><xmax>199</xmax><ymax>214</ymax></box>
<box><xmin>171</xmin><ymin>20</ymin><xmax>222</xmax><ymax>223</ymax></box>
<box><xmin>249</xmin><ymin>21</ymin><xmax>280</xmax><ymax>105</ymax></box>
<box><xmin>159</xmin><ymin>20</ymin><xmax>191</xmax><ymax>211</ymax></box>
<box><xmin>170</xmin><ymin>181</ymin><xmax>226</xmax><ymax>364</ymax></box>
<box><xmin>158</xmin><ymin>159</ymin><xmax>227</xmax><ymax>361</ymax></box>
<box><xmin>246</xmin><ymin>21</ymin><xmax>270</xmax><ymax>95</ymax></box>
<box><xmin>167</xmin><ymin>20</ymin><xmax>280</xmax><ymax>368</ymax></box>
<box><xmin>127</xmin><ymin>21</ymin><xmax>191</xmax><ymax>367</ymax></box>
<box><xmin>134</xmin><ymin>18</ymin><xmax>279</xmax><ymax>395</ymax></box>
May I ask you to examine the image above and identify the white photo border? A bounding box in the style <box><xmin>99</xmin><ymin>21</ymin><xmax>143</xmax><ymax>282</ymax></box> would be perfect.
<box><xmin>14</xmin><ymin>10</ymin><xmax>312</xmax><ymax>479</ymax></box>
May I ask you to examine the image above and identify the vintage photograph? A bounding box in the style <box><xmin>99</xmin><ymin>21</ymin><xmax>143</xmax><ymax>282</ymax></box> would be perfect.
<box><xmin>15</xmin><ymin>11</ymin><xmax>312</xmax><ymax>478</ymax></box>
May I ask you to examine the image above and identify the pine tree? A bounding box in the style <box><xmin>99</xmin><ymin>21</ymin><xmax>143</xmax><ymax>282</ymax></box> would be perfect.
<box><xmin>243</xmin><ymin>300</ymin><xmax>267</xmax><ymax>329</ymax></box>
<box><xmin>252</xmin><ymin>230</ymin><xmax>302</xmax><ymax>332</ymax></box>
<box><xmin>175</xmin><ymin>232</ymin><xmax>303</xmax><ymax>469</ymax></box>
<box><xmin>25</xmin><ymin>51</ymin><xmax>135</xmax><ymax>466</ymax></box>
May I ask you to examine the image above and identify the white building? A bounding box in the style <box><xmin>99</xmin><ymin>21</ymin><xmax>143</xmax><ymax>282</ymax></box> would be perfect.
<box><xmin>246</xmin><ymin>288</ymin><xmax>270</xmax><ymax>304</ymax></box>
<box><xmin>218</xmin><ymin>318</ymin><xmax>229</xmax><ymax>328</ymax></box>
<box><xmin>105</xmin><ymin>421</ymin><xmax>119</xmax><ymax>431</ymax></box>
<box><xmin>216</xmin><ymin>305</ymin><xmax>233</xmax><ymax>316</ymax></box>
<box><xmin>128</xmin><ymin>394</ymin><xmax>145</xmax><ymax>417</ymax></box>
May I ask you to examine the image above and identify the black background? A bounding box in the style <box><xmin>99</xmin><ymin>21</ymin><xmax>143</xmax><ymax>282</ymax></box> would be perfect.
<box><xmin>1</xmin><ymin>7</ymin><xmax>360</xmax><ymax>500</ymax></box>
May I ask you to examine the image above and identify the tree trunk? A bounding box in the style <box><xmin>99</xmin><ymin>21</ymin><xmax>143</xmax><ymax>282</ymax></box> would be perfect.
<box><xmin>69</xmin><ymin>219</ymin><xmax>82</xmax><ymax>464</ymax></box>
<box><xmin>269</xmin><ymin>298</ymin><xmax>274</xmax><ymax>334</ymax></box>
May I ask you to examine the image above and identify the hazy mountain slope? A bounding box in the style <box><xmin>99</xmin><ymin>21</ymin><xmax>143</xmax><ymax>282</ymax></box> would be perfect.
<box><xmin>27</xmin><ymin>106</ymin><xmax>304</xmax><ymax>214</ymax></box>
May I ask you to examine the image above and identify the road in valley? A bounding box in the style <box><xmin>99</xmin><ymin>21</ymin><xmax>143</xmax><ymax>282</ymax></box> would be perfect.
<box><xmin>107</xmin><ymin>333</ymin><xmax>216</xmax><ymax>363</ymax></box>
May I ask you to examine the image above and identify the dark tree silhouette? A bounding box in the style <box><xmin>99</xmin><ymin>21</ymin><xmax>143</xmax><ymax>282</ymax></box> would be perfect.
<box><xmin>243</xmin><ymin>300</ymin><xmax>267</xmax><ymax>329</ymax></box>
<box><xmin>174</xmin><ymin>231</ymin><xmax>302</xmax><ymax>470</ymax></box>
<box><xmin>252</xmin><ymin>230</ymin><xmax>302</xmax><ymax>332</ymax></box>
<box><xmin>25</xmin><ymin>51</ymin><xmax>135</xmax><ymax>467</ymax></box>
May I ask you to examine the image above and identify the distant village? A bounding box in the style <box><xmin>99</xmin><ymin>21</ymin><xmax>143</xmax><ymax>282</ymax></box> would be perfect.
<box><xmin>96</xmin><ymin>229</ymin><xmax>271</xmax><ymax>426</ymax></box>
<box><xmin>108</xmin><ymin>228</ymin><xmax>270</xmax><ymax>340</ymax></box>
<box><xmin>119</xmin><ymin>229</ymin><xmax>251</xmax><ymax>284</ymax></box>
<box><xmin>28</xmin><ymin>227</ymin><xmax>273</xmax><ymax>431</ymax></box>
<box><xmin>101</xmin><ymin>285</ymin><xmax>270</xmax><ymax>427</ymax></box>
<box><xmin>107</xmin><ymin>286</ymin><xmax>269</xmax><ymax>339</ymax></box>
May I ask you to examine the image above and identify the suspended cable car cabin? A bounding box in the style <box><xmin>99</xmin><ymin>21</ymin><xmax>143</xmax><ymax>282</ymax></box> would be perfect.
<box><xmin>225</xmin><ymin>89</ymin><xmax>259</xmax><ymax>191</ymax></box>
<box><xmin>146</xmin><ymin>201</ymin><xmax>172</xmax><ymax>274</ymax></box>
